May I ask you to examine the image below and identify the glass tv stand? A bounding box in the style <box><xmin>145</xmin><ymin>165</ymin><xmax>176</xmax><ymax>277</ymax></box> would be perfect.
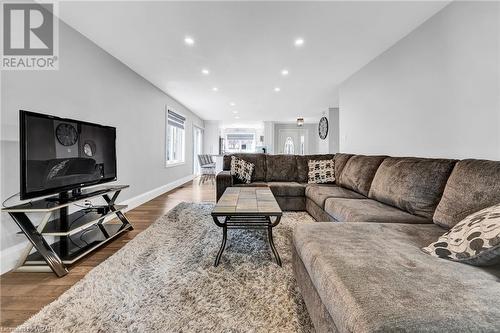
<box><xmin>2</xmin><ymin>185</ymin><xmax>133</xmax><ymax>277</ymax></box>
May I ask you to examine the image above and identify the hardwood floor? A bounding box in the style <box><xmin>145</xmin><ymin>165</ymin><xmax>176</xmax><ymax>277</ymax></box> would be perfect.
<box><xmin>0</xmin><ymin>179</ymin><xmax>215</xmax><ymax>330</ymax></box>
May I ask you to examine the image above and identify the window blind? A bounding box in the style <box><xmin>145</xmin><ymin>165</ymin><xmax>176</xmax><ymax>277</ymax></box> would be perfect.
<box><xmin>167</xmin><ymin>110</ymin><xmax>186</xmax><ymax>129</ymax></box>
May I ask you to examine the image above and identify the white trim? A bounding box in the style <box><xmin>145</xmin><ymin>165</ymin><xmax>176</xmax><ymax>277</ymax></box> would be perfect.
<box><xmin>165</xmin><ymin>161</ymin><xmax>186</xmax><ymax>168</ymax></box>
<box><xmin>120</xmin><ymin>174</ymin><xmax>194</xmax><ymax>212</ymax></box>
<box><xmin>0</xmin><ymin>174</ymin><xmax>194</xmax><ymax>275</ymax></box>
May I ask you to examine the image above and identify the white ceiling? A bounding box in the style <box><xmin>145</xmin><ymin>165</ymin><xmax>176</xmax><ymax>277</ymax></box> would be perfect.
<box><xmin>58</xmin><ymin>1</ymin><xmax>449</xmax><ymax>122</ymax></box>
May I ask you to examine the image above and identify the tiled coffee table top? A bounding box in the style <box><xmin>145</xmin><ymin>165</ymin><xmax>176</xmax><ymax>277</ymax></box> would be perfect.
<box><xmin>212</xmin><ymin>187</ymin><xmax>282</xmax><ymax>215</ymax></box>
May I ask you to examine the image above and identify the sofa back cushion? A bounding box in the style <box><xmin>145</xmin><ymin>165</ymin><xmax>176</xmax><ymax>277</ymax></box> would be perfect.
<box><xmin>338</xmin><ymin>155</ymin><xmax>386</xmax><ymax>196</ymax></box>
<box><xmin>433</xmin><ymin>159</ymin><xmax>500</xmax><ymax>228</ymax></box>
<box><xmin>333</xmin><ymin>153</ymin><xmax>353</xmax><ymax>185</ymax></box>
<box><xmin>265</xmin><ymin>155</ymin><xmax>298</xmax><ymax>182</ymax></box>
<box><xmin>369</xmin><ymin>157</ymin><xmax>456</xmax><ymax>219</ymax></box>
<box><xmin>296</xmin><ymin>154</ymin><xmax>335</xmax><ymax>183</ymax></box>
<box><xmin>223</xmin><ymin>153</ymin><xmax>267</xmax><ymax>182</ymax></box>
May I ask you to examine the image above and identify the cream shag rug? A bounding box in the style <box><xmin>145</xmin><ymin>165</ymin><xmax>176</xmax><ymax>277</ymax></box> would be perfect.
<box><xmin>16</xmin><ymin>202</ymin><xmax>315</xmax><ymax>333</ymax></box>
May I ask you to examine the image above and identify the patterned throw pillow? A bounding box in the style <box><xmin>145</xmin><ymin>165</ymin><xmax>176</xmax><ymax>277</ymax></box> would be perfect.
<box><xmin>230</xmin><ymin>156</ymin><xmax>254</xmax><ymax>184</ymax></box>
<box><xmin>422</xmin><ymin>203</ymin><xmax>500</xmax><ymax>266</ymax></box>
<box><xmin>308</xmin><ymin>159</ymin><xmax>335</xmax><ymax>184</ymax></box>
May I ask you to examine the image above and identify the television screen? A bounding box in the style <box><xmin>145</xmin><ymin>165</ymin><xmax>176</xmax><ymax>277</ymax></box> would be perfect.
<box><xmin>20</xmin><ymin>110</ymin><xmax>117</xmax><ymax>199</ymax></box>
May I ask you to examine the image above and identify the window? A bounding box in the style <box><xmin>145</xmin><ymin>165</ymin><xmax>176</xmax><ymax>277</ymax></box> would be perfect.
<box><xmin>166</xmin><ymin>109</ymin><xmax>186</xmax><ymax>166</ymax></box>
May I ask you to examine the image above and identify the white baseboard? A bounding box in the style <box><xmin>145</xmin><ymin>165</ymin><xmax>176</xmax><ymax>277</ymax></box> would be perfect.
<box><xmin>120</xmin><ymin>174</ymin><xmax>194</xmax><ymax>211</ymax></box>
<box><xmin>0</xmin><ymin>174</ymin><xmax>195</xmax><ymax>275</ymax></box>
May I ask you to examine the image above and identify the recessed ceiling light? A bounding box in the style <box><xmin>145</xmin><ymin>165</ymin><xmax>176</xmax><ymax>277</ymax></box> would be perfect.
<box><xmin>235</xmin><ymin>116</ymin><xmax>240</xmax><ymax>119</ymax></box>
<box><xmin>229</xmin><ymin>102</ymin><xmax>236</xmax><ymax>107</ymax></box>
<box><xmin>201</xmin><ymin>68</ymin><xmax>210</xmax><ymax>75</ymax></box>
<box><xmin>232</xmin><ymin>110</ymin><xmax>238</xmax><ymax>114</ymax></box>
<box><xmin>184</xmin><ymin>36</ymin><xmax>195</xmax><ymax>45</ymax></box>
<box><xmin>274</xmin><ymin>87</ymin><xmax>281</xmax><ymax>92</ymax></box>
<box><xmin>212</xmin><ymin>87</ymin><xmax>218</xmax><ymax>92</ymax></box>
<box><xmin>294</xmin><ymin>38</ymin><xmax>304</xmax><ymax>47</ymax></box>
<box><xmin>281</xmin><ymin>69</ymin><xmax>289</xmax><ymax>76</ymax></box>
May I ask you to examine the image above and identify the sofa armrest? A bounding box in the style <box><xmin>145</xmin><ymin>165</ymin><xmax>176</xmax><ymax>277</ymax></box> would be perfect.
<box><xmin>216</xmin><ymin>170</ymin><xmax>233</xmax><ymax>201</ymax></box>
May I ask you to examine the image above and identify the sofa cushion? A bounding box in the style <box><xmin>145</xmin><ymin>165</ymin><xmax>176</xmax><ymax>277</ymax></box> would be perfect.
<box><xmin>333</xmin><ymin>153</ymin><xmax>353</xmax><ymax>184</ymax></box>
<box><xmin>324</xmin><ymin>198</ymin><xmax>431</xmax><ymax>223</ymax></box>
<box><xmin>292</xmin><ymin>246</ymin><xmax>337</xmax><ymax>332</ymax></box>
<box><xmin>423</xmin><ymin>203</ymin><xmax>500</xmax><ymax>266</ymax></box>
<box><xmin>223</xmin><ymin>154</ymin><xmax>267</xmax><ymax>181</ymax></box>
<box><xmin>305</xmin><ymin>184</ymin><xmax>365</xmax><ymax>208</ymax></box>
<box><xmin>293</xmin><ymin>222</ymin><xmax>500</xmax><ymax>333</ymax></box>
<box><xmin>296</xmin><ymin>154</ymin><xmax>335</xmax><ymax>183</ymax></box>
<box><xmin>433</xmin><ymin>159</ymin><xmax>500</xmax><ymax>229</ymax></box>
<box><xmin>306</xmin><ymin>198</ymin><xmax>336</xmax><ymax>222</ymax></box>
<box><xmin>232</xmin><ymin>181</ymin><xmax>268</xmax><ymax>188</ymax></box>
<box><xmin>338</xmin><ymin>155</ymin><xmax>386</xmax><ymax>196</ymax></box>
<box><xmin>265</xmin><ymin>155</ymin><xmax>298</xmax><ymax>182</ymax></box>
<box><xmin>268</xmin><ymin>182</ymin><xmax>305</xmax><ymax>197</ymax></box>
<box><xmin>369</xmin><ymin>157</ymin><xmax>456</xmax><ymax>219</ymax></box>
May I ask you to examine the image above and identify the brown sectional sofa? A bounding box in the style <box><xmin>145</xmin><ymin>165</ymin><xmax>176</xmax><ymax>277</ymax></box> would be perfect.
<box><xmin>217</xmin><ymin>153</ymin><xmax>336</xmax><ymax>211</ymax></box>
<box><xmin>216</xmin><ymin>153</ymin><xmax>500</xmax><ymax>332</ymax></box>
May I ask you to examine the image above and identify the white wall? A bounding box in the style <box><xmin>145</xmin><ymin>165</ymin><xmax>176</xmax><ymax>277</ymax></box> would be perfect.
<box><xmin>339</xmin><ymin>1</ymin><xmax>500</xmax><ymax>160</ymax></box>
<box><xmin>329</xmin><ymin>108</ymin><xmax>340</xmax><ymax>154</ymax></box>
<box><xmin>315</xmin><ymin>108</ymin><xmax>340</xmax><ymax>154</ymax></box>
<box><xmin>263</xmin><ymin>121</ymin><xmax>275</xmax><ymax>154</ymax></box>
<box><xmin>203</xmin><ymin>120</ymin><xmax>220</xmax><ymax>155</ymax></box>
<box><xmin>0</xmin><ymin>21</ymin><xmax>203</xmax><ymax>273</ymax></box>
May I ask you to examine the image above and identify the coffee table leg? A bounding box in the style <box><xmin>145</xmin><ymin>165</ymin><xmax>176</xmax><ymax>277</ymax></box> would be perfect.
<box><xmin>267</xmin><ymin>224</ymin><xmax>282</xmax><ymax>266</ymax></box>
<box><xmin>215</xmin><ymin>225</ymin><xmax>227</xmax><ymax>267</ymax></box>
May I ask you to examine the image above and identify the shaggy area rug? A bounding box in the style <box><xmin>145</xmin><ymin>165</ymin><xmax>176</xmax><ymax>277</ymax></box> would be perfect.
<box><xmin>16</xmin><ymin>202</ymin><xmax>315</xmax><ymax>333</ymax></box>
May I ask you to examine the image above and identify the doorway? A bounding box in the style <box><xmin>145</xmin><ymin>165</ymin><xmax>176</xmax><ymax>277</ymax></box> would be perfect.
<box><xmin>277</xmin><ymin>128</ymin><xmax>308</xmax><ymax>155</ymax></box>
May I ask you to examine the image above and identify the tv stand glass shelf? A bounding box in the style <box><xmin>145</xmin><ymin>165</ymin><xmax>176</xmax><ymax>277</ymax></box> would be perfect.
<box><xmin>2</xmin><ymin>185</ymin><xmax>133</xmax><ymax>277</ymax></box>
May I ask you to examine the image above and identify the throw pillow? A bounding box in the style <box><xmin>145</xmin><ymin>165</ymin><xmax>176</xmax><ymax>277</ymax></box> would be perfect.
<box><xmin>308</xmin><ymin>159</ymin><xmax>335</xmax><ymax>184</ymax></box>
<box><xmin>230</xmin><ymin>156</ymin><xmax>254</xmax><ymax>184</ymax></box>
<box><xmin>422</xmin><ymin>203</ymin><xmax>500</xmax><ymax>266</ymax></box>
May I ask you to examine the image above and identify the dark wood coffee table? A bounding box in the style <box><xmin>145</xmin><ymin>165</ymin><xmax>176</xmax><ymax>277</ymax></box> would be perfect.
<box><xmin>211</xmin><ymin>187</ymin><xmax>283</xmax><ymax>267</ymax></box>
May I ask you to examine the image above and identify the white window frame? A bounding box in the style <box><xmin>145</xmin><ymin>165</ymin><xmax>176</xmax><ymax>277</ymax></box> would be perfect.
<box><xmin>165</xmin><ymin>107</ymin><xmax>186</xmax><ymax>167</ymax></box>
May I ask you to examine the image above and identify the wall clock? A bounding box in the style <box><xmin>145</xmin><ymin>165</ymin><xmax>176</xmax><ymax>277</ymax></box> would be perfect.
<box><xmin>318</xmin><ymin>116</ymin><xmax>329</xmax><ymax>140</ymax></box>
<box><xmin>55</xmin><ymin>123</ymin><xmax>79</xmax><ymax>146</ymax></box>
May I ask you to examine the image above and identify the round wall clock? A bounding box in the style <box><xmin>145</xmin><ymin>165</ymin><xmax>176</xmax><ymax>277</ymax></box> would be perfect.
<box><xmin>318</xmin><ymin>116</ymin><xmax>329</xmax><ymax>140</ymax></box>
<box><xmin>55</xmin><ymin>123</ymin><xmax>79</xmax><ymax>146</ymax></box>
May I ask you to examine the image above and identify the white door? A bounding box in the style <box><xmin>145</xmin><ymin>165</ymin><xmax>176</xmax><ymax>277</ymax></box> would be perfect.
<box><xmin>193</xmin><ymin>126</ymin><xmax>203</xmax><ymax>175</ymax></box>
<box><xmin>277</xmin><ymin>129</ymin><xmax>308</xmax><ymax>155</ymax></box>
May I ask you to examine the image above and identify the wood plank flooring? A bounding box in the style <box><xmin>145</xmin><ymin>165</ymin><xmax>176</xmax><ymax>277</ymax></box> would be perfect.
<box><xmin>0</xmin><ymin>179</ymin><xmax>215</xmax><ymax>330</ymax></box>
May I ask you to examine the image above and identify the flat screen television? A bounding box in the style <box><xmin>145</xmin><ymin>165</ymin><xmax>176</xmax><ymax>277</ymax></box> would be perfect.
<box><xmin>20</xmin><ymin>110</ymin><xmax>117</xmax><ymax>200</ymax></box>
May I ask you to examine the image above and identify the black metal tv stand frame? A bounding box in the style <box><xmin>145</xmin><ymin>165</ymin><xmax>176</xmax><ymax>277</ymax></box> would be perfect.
<box><xmin>2</xmin><ymin>185</ymin><xmax>133</xmax><ymax>277</ymax></box>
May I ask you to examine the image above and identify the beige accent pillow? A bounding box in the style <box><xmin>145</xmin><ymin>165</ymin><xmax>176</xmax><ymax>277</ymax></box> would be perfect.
<box><xmin>422</xmin><ymin>203</ymin><xmax>500</xmax><ymax>266</ymax></box>
<box><xmin>230</xmin><ymin>156</ymin><xmax>254</xmax><ymax>184</ymax></box>
<box><xmin>308</xmin><ymin>159</ymin><xmax>335</xmax><ymax>184</ymax></box>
